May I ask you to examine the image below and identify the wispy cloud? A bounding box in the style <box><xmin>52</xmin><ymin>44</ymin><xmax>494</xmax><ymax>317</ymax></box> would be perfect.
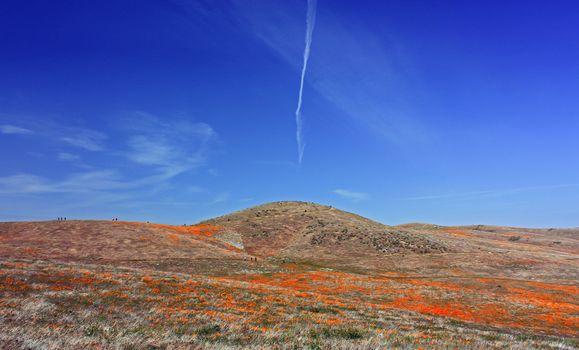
<box><xmin>333</xmin><ymin>188</ymin><xmax>368</xmax><ymax>201</ymax></box>
<box><xmin>123</xmin><ymin>112</ymin><xmax>217</xmax><ymax>178</ymax></box>
<box><xmin>58</xmin><ymin>152</ymin><xmax>80</xmax><ymax>161</ymax></box>
<box><xmin>402</xmin><ymin>184</ymin><xmax>579</xmax><ymax>201</ymax></box>
<box><xmin>1</xmin><ymin>124</ymin><xmax>34</xmax><ymax>135</ymax></box>
<box><xmin>127</xmin><ymin>136</ymin><xmax>181</xmax><ymax>166</ymax></box>
<box><xmin>210</xmin><ymin>192</ymin><xmax>229</xmax><ymax>204</ymax></box>
<box><xmin>1</xmin><ymin>118</ymin><xmax>110</xmax><ymax>151</ymax></box>
<box><xmin>294</xmin><ymin>0</ymin><xmax>317</xmax><ymax>164</ymax></box>
<box><xmin>0</xmin><ymin>113</ymin><xmax>222</xmax><ymax>222</ymax></box>
<box><xmin>0</xmin><ymin>171</ymin><xmax>124</xmax><ymax>194</ymax></box>
<box><xmin>228</xmin><ymin>1</ymin><xmax>427</xmax><ymax>146</ymax></box>
<box><xmin>0</xmin><ymin>113</ymin><xmax>220</xmax><ymax>205</ymax></box>
<box><xmin>60</xmin><ymin>129</ymin><xmax>107</xmax><ymax>151</ymax></box>
<box><xmin>0</xmin><ymin>167</ymin><xmax>197</xmax><ymax>196</ymax></box>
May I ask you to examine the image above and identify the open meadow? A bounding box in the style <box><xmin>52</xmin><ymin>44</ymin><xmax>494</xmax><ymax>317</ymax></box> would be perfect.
<box><xmin>1</xmin><ymin>202</ymin><xmax>578</xmax><ymax>349</ymax></box>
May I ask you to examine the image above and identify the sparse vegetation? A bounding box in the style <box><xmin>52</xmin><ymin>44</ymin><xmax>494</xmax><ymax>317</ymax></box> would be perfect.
<box><xmin>0</xmin><ymin>202</ymin><xmax>578</xmax><ymax>349</ymax></box>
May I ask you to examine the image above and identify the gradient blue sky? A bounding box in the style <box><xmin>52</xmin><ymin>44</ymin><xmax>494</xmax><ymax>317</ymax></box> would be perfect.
<box><xmin>1</xmin><ymin>0</ymin><xmax>578</xmax><ymax>227</ymax></box>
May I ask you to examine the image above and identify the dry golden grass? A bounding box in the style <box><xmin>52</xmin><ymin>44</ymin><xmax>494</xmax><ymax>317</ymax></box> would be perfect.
<box><xmin>1</xmin><ymin>202</ymin><xmax>578</xmax><ymax>349</ymax></box>
<box><xmin>1</xmin><ymin>259</ymin><xmax>577</xmax><ymax>349</ymax></box>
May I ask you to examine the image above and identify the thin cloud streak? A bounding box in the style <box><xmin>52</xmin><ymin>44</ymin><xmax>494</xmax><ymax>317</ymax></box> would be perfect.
<box><xmin>402</xmin><ymin>184</ymin><xmax>579</xmax><ymax>201</ymax></box>
<box><xmin>60</xmin><ymin>129</ymin><xmax>107</xmax><ymax>151</ymax></box>
<box><xmin>0</xmin><ymin>113</ymin><xmax>220</xmax><ymax>218</ymax></box>
<box><xmin>122</xmin><ymin>113</ymin><xmax>217</xmax><ymax>178</ymax></box>
<box><xmin>1</xmin><ymin>124</ymin><xmax>34</xmax><ymax>135</ymax></box>
<box><xmin>333</xmin><ymin>188</ymin><xmax>368</xmax><ymax>201</ymax></box>
<box><xmin>2</xmin><ymin>117</ymin><xmax>111</xmax><ymax>151</ymax></box>
<box><xmin>210</xmin><ymin>192</ymin><xmax>230</xmax><ymax>204</ymax></box>
<box><xmin>295</xmin><ymin>0</ymin><xmax>317</xmax><ymax>164</ymax></box>
<box><xmin>58</xmin><ymin>152</ymin><xmax>80</xmax><ymax>161</ymax></box>
<box><xmin>228</xmin><ymin>1</ymin><xmax>427</xmax><ymax>147</ymax></box>
<box><xmin>0</xmin><ymin>168</ymin><xmax>201</xmax><ymax>195</ymax></box>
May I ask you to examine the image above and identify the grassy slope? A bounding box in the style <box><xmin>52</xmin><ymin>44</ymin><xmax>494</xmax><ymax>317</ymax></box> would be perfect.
<box><xmin>1</xmin><ymin>202</ymin><xmax>578</xmax><ymax>349</ymax></box>
<box><xmin>1</xmin><ymin>260</ymin><xmax>577</xmax><ymax>350</ymax></box>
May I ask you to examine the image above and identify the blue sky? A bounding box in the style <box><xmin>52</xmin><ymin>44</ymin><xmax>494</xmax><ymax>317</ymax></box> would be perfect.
<box><xmin>1</xmin><ymin>0</ymin><xmax>578</xmax><ymax>227</ymax></box>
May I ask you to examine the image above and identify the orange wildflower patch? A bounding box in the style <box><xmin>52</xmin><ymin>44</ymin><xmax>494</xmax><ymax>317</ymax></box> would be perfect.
<box><xmin>526</xmin><ymin>281</ymin><xmax>579</xmax><ymax>296</ymax></box>
<box><xmin>507</xmin><ymin>286</ymin><xmax>579</xmax><ymax>311</ymax></box>
<box><xmin>19</xmin><ymin>247</ymin><xmax>39</xmax><ymax>255</ymax></box>
<box><xmin>441</xmin><ymin>228</ymin><xmax>471</xmax><ymax>237</ymax></box>
<box><xmin>221</xmin><ymin>270</ymin><xmax>579</xmax><ymax>336</ymax></box>
<box><xmin>0</xmin><ymin>276</ymin><xmax>31</xmax><ymax>292</ymax></box>
<box><xmin>166</xmin><ymin>233</ymin><xmax>181</xmax><ymax>243</ymax></box>
<box><xmin>70</xmin><ymin>272</ymin><xmax>97</xmax><ymax>285</ymax></box>
<box><xmin>3</xmin><ymin>262</ymin><xmax>32</xmax><ymax>269</ymax></box>
<box><xmin>399</xmin><ymin>278</ymin><xmax>466</xmax><ymax>292</ymax></box>
<box><xmin>114</xmin><ymin>221</ymin><xmax>221</xmax><ymax>237</ymax></box>
<box><xmin>156</xmin><ymin>223</ymin><xmax>221</xmax><ymax>237</ymax></box>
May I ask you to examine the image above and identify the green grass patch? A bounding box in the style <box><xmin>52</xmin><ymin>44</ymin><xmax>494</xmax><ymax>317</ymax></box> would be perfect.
<box><xmin>196</xmin><ymin>324</ymin><xmax>221</xmax><ymax>337</ymax></box>
<box><xmin>310</xmin><ymin>327</ymin><xmax>364</xmax><ymax>340</ymax></box>
<box><xmin>298</xmin><ymin>305</ymin><xmax>338</xmax><ymax>314</ymax></box>
<box><xmin>83</xmin><ymin>325</ymin><xmax>101</xmax><ymax>337</ymax></box>
<box><xmin>482</xmin><ymin>333</ymin><xmax>501</xmax><ymax>342</ymax></box>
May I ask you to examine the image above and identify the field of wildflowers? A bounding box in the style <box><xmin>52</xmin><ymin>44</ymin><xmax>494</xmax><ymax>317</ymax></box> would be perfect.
<box><xmin>1</xmin><ymin>259</ymin><xmax>577</xmax><ymax>349</ymax></box>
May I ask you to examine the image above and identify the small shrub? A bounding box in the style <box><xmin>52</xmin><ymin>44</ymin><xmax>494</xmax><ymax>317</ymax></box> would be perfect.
<box><xmin>83</xmin><ymin>325</ymin><xmax>100</xmax><ymax>337</ymax></box>
<box><xmin>299</xmin><ymin>305</ymin><xmax>337</xmax><ymax>314</ymax></box>
<box><xmin>196</xmin><ymin>324</ymin><xmax>221</xmax><ymax>337</ymax></box>
<box><xmin>318</xmin><ymin>327</ymin><xmax>364</xmax><ymax>339</ymax></box>
<box><xmin>338</xmin><ymin>328</ymin><xmax>364</xmax><ymax>339</ymax></box>
<box><xmin>482</xmin><ymin>333</ymin><xmax>501</xmax><ymax>341</ymax></box>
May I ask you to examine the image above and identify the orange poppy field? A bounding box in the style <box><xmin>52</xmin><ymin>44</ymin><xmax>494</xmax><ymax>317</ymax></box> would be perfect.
<box><xmin>1</xmin><ymin>202</ymin><xmax>577</xmax><ymax>349</ymax></box>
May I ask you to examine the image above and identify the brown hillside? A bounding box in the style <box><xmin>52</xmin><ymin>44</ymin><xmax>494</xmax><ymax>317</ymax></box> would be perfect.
<box><xmin>1</xmin><ymin>202</ymin><xmax>578</xmax><ymax>348</ymax></box>
<box><xmin>0</xmin><ymin>220</ymin><xmax>260</xmax><ymax>274</ymax></box>
<box><xmin>201</xmin><ymin>201</ymin><xmax>449</xmax><ymax>259</ymax></box>
<box><xmin>1</xmin><ymin>202</ymin><xmax>576</xmax><ymax>278</ymax></box>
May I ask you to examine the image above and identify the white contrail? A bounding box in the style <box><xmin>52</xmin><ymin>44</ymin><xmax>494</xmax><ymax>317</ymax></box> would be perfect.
<box><xmin>295</xmin><ymin>0</ymin><xmax>317</xmax><ymax>164</ymax></box>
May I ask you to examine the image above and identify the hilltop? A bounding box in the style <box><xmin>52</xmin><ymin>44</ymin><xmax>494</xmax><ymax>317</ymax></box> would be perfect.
<box><xmin>202</xmin><ymin>201</ymin><xmax>449</xmax><ymax>258</ymax></box>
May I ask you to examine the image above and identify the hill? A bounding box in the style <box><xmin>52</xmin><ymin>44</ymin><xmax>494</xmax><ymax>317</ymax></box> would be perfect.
<box><xmin>0</xmin><ymin>201</ymin><xmax>578</xmax><ymax>349</ymax></box>
<box><xmin>202</xmin><ymin>201</ymin><xmax>449</xmax><ymax>258</ymax></box>
<box><xmin>0</xmin><ymin>220</ymin><xmax>263</xmax><ymax>275</ymax></box>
